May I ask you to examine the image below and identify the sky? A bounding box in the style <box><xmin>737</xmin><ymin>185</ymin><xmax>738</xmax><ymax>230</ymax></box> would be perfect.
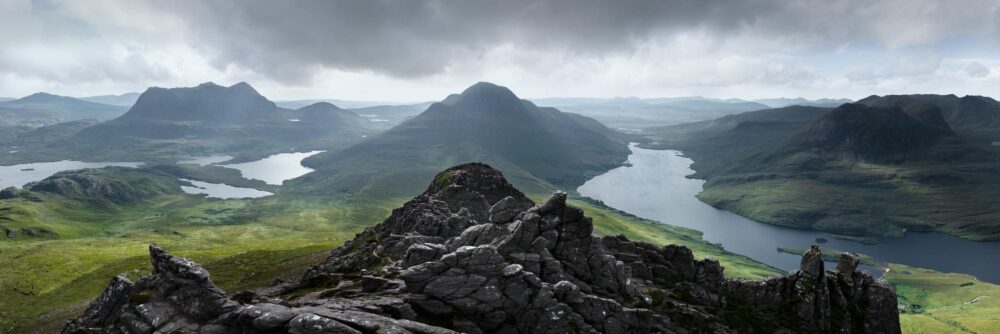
<box><xmin>1</xmin><ymin>0</ymin><xmax>999</xmax><ymax>102</ymax></box>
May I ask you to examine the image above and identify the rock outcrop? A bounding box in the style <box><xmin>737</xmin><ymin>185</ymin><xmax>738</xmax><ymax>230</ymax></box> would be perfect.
<box><xmin>65</xmin><ymin>163</ymin><xmax>900</xmax><ymax>333</ymax></box>
<box><xmin>27</xmin><ymin>167</ymin><xmax>183</xmax><ymax>204</ymax></box>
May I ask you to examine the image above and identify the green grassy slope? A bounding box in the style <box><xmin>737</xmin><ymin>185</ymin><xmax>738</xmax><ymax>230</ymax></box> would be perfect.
<box><xmin>889</xmin><ymin>264</ymin><xmax>1000</xmax><ymax>333</ymax></box>
<box><xmin>0</xmin><ymin>185</ymin><xmax>782</xmax><ymax>332</ymax></box>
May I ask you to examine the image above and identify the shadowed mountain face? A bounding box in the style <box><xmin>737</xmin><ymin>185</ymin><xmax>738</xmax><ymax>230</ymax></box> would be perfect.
<box><xmin>644</xmin><ymin>99</ymin><xmax>1000</xmax><ymax>240</ymax></box>
<box><xmin>0</xmin><ymin>93</ymin><xmax>126</xmax><ymax>127</ymax></box>
<box><xmin>791</xmin><ymin>103</ymin><xmax>957</xmax><ymax>163</ymax></box>
<box><xmin>66</xmin><ymin>163</ymin><xmax>899</xmax><ymax>334</ymax></box>
<box><xmin>296</xmin><ymin>82</ymin><xmax>629</xmax><ymax>197</ymax></box>
<box><xmin>857</xmin><ymin>94</ymin><xmax>1000</xmax><ymax>146</ymax></box>
<box><xmin>115</xmin><ymin>82</ymin><xmax>276</xmax><ymax>123</ymax></box>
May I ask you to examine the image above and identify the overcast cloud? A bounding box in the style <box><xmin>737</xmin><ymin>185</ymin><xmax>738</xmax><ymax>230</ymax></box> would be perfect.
<box><xmin>1</xmin><ymin>0</ymin><xmax>999</xmax><ymax>101</ymax></box>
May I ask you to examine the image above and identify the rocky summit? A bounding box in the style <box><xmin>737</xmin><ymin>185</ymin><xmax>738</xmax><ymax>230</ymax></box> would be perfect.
<box><xmin>64</xmin><ymin>163</ymin><xmax>900</xmax><ymax>333</ymax></box>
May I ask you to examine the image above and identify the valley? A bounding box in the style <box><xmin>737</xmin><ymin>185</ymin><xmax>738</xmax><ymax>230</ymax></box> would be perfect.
<box><xmin>579</xmin><ymin>144</ymin><xmax>1000</xmax><ymax>282</ymax></box>
<box><xmin>645</xmin><ymin>98</ymin><xmax>1000</xmax><ymax>241</ymax></box>
<box><xmin>1</xmin><ymin>82</ymin><xmax>998</xmax><ymax>333</ymax></box>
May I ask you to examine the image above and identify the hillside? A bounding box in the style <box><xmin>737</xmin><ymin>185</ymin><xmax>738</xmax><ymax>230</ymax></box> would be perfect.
<box><xmin>0</xmin><ymin>163</ymin><xmax>784</xmax><ymax>332</ymax></box>
<box><xmin>646</xmin><ymin>102</ymin><xmax>1000</xmax><ymax>240</ymax></box>
<box><xmin>858</xmin><ymin>94</ymin><xmax>1000</xmax><ymax>147</ymax></box>
<box><xmin>295</xmin><ymin>82</ymin><xmax>630</xmax><ymax>197</ymax></box>
<box><xmin>65</xmin><ymin>163</ymin><xmax>899</xmax><ymax>333</ymax></box>
<box><xmin>25</xmin><ymin>167</ymin><xmax>184</xmax><ymax>205</ymax></box>
<box><xmin>789</xmin><ymin>103</ymin><xmax>960</xmax><ymax>163</ymax></box>
<box><xmin>61</xmin><ymin>83</ymin><xmax>376</xmax><ymax>161</ymax></box>
<box><xmin>0</xmin><ymin>93</ymin><xmax>126</xmax><ymax>127</ymax></box>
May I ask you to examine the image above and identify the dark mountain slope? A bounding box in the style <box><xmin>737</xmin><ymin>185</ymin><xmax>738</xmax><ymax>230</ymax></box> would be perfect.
<box><xmin>644</xmin><ymin>101</ymin><xmax>1000</xmax><ymax>240</ymax></box>
<box><xmin>66</xmin><ymin>163</ymin><xmax>899</xmax><ymax>333</ymax></box>
<box><xmin>62</xmin><ymin>83</ymin><xmax>375</xmax><ymax>161</ymax></box>
<box><xmin>858</xmin><ymin>94</ymin><xmax>1000</xmax><ymax>146</ymax></box>
<box><xmin>645</xmin><ymin>105</ymin><xmax>832</xmax><ymax>178</ymax></box>
<box><xmin>295</xmin><ymin>82</ymin><xmax>628</xmax><ymax>197</ymax></box>
<box><xmin>789</xmin><ymin>103</ymin><xmax>958</xmax><ymax>162</ymax></box>
<box><xmin>0</xmin><ymin>93</ymin><xmax>125</xmax><ymax>127</ymax></box>
<box><xmin>114</xmin><ymin>82</ymin><xmax>274</xmax><ymax>123</ymax></box>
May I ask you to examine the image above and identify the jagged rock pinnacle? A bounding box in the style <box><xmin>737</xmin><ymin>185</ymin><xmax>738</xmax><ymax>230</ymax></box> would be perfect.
<box><xmin>65</xmin><ymin>163</ymin><xmax>900</xmax><ymax>333</ymax></box>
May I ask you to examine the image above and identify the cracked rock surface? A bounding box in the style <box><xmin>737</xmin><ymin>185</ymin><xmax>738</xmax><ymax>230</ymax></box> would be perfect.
<box><xmin>65</xmin><ymin>163</ymin><xmax>900</xmax><ymax>333</ymax></box>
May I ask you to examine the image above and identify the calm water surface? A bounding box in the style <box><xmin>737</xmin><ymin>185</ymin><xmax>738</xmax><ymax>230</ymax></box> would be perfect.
<box><xmin>0</xmin><ymin>160</ymin><xmax>143</xmax><ymax>188</ymax></box>
<box><xmin>180</xmin><ymin>179</ymin><xmax>272</xmax><ymax>199</ymax></box>
<box><xmin>222</xmin><ymin>151</ymin><xmax>323</xmax><ymax>185</ymax></box>
<box><xmin>579</xmin><ymin>144</ymin><xmax>1000</xmax><ymax>283</ymax></box>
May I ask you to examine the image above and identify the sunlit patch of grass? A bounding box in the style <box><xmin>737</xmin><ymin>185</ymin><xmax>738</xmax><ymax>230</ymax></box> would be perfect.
<box><xmin>888</xmin><ymin>264</ymin><xmax>1000</xmax><ymax>334</ymax></box>
<box><xmin>0</xmin><ymin>192</ymin><xmax>404</xmax><ymax>332</ymax></box>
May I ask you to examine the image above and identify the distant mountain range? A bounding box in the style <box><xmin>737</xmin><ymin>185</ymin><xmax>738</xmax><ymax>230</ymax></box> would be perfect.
<box><xmin>294</xmin><ymin>82</ymin><xmax>630</xmax><ymax>197</ymax></box>
<box><xmin>534</xmin><ymin>96</ymin><xmax>849</xmax><ymax>109</ymax></box>
<box><xmin>754</xmin><ymin>97</ymin><xmax>853</xmax><ymax>108</ymax></box>
<box><xmin>80</xmin><ymin>92</ymin><xmax>142</xmax><ymax>107</ymax></box>
<box><xmin>531</xmin><ymin>96</ymin><xmax>776</xmax><ymax>130</ymax></box>
<box><xmin>645</xmin><ymin>96</ymin><xmax>1000</xmax><ymax>241</ymax></box>
<box><xmin>276</xmin><ymin>99</ymin><xmax>414</xmax><ymax>109</ymax></box>
<box><xmin>0</xmin><ymin>82</ymin><xmax>380</xmax><ymax>164</ymax></box>
<box><xmin>0</xmin><ymin>93</ymin><xmax>126</xmax><ymax>127</ymax></box>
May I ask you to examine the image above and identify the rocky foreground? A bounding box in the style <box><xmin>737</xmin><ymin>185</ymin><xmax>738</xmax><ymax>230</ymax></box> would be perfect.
<box><xmin>63</xmin><ymin>163</ymin><xmax>900</xmax><ymax>333</ymax></box>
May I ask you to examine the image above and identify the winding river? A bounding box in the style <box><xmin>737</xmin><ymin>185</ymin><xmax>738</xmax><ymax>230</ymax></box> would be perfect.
<box><xmin>578</xmin><ymin>144</ymin><xmax>1000</xmax><ymax>283</ymax></box>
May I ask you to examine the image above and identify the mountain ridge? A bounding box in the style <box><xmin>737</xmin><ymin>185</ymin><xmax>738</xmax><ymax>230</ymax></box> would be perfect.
<box><xmin>295</xmin><ymin>82</ymin><xmax>629</xmax><ymax>197</ymax></box>
<box><xmin>59</xmin><ymin>82</ymin><xmax>375</xmax><ymax>160</ymax></box>
<box><xmin>789</xmin><ymin>103</ymin><xmax>959</xmax><ymax>163</ymax></box>
<box><xmin>64</xmin><ymin>163</ymin><xmax>900</xmax><ymax>333</ymax></box>
<box><xmin>644</xmin><ymin>98</ymin><xmax>1000</xmax><ymax>240</ymax></box>
<box><xmin>0</xmin><ymin>92</ymin><xmax>126</xmax><ymax>127</ymax></box>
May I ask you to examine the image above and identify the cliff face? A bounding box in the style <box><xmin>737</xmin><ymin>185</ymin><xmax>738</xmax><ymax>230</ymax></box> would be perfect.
<box><xmin>64</xmin><ymin>163</ymin><xmax>900</xmax><ymax>333</ymax></box>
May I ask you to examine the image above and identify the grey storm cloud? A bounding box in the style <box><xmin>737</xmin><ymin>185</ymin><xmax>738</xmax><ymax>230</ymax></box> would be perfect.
<box><xmin>152</xmin><ymin>0</ymin><xmax>999</xmax><ymax>82</ymax></box>
<box><xmin>3</xmin><ymin>0</ymin><xmax>1000</xmax><ymax>98</ymax></box>
<box><xmin>162</xmin><ymin>0</ymin><xmax>770</xmax><ymax>80</ymax></box>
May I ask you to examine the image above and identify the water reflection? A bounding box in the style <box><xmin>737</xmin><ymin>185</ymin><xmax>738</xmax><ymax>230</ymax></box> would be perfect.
<box><xmin>180</xmin><ymin>179</ymin><xmax>272</xmax><ymax>199</ymax></box>
<box><xmin>222</xmin><ymin>151</ymin><xmax>323</xmax><ymax>185</ymax></box>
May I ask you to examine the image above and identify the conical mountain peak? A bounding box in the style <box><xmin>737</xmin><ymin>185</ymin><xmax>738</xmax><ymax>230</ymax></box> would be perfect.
<box><xmin>439</xmin><ymin>82</ymin><xmax>527</xmax><ymax>114</ymax></box>
<box><xmin>228</xmin><ymin>81</ymin><xmax>259</xmax><ymax>94</ymax></box>
<box><xmin>299</xmin><ymin>101</ymin><xmax>342</xmax><ymax>111</ymax></box>
<box><xmin>459</xmin><ymin>82</ymin><xmax>520</xmax><ymax>102</ymax></box>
